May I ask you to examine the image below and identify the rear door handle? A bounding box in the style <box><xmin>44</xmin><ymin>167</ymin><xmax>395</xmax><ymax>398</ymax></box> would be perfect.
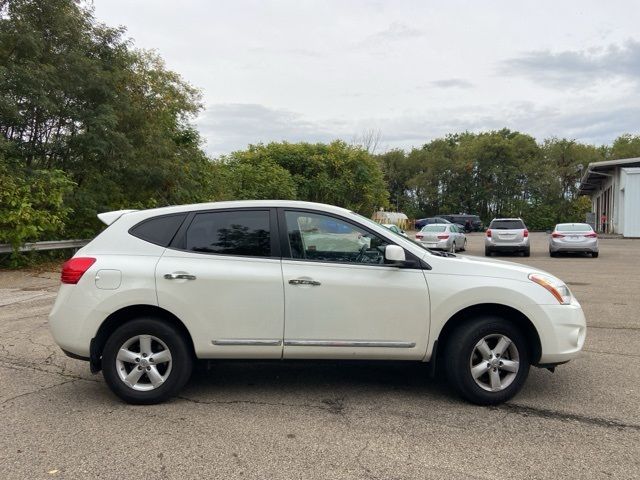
<box><xmin>289</xmin><ymin>278</ymin><xmax>321</xmax><ymax>286</ymax></box>
<box><xmin>164</xmin><ymin>273</ymin><xmax>197</xmax><ymax>280</ymax></box>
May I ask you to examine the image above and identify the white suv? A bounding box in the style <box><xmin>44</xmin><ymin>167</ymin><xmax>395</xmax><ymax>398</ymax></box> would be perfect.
<box><xmin>49</xmin><ymin>201</ymin><xmax>586</xmax><ymax>405</ymax></box>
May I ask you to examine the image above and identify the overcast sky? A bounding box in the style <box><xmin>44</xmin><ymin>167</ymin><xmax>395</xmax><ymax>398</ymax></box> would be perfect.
<box><xmin>93</xmin><ymin>0</ymin><xmax>640</xmax><ymax>156</ymax></box>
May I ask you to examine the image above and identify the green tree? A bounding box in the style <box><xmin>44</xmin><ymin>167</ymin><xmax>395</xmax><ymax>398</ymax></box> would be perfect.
<box><xmin>0</xmin><ymin>0</ymin><xmax>216</xmax><ymax>238</ymax></box>
<box><xmin>609</xmin><ymin>134</ymin><xmax>640</xmax><ymax>159</ymax></box>
<box><xmin>220</xmin><ymin>141</ymin><xmax>388</xmax><ymax>215</ymax></box>
<box><xmin>0</xmin><ymin>153</ymin><xmax>74</xmax><ymax>262</ymax></box>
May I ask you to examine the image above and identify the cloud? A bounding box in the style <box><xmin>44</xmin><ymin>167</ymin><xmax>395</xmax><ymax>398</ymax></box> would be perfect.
<box><xmin>359</xmin><ymin>22</ymin><xmax>423</xmax><ymax>47</ymax></box>
<box><xmin>249</xmin><ymin>46</ymin><xmax>323</xmax><ymax>58</ymax></box>
<box><xmin>197</xmin><ymin>98</ymin><xmax>640</xmax><ymax>158</ymax></box>
<box><xmin>197</xmin><ymin>103</ymin><xmax>341</xmax><ymax>156</ymax></box>
<box><xmin>429</xmin><ymin>78</ymin><xmax>474</xmax><ymax>89</ymax></box>
<box><xmin>503</xmin><ymin>39</ymin><xmax>640</xmax><ymax>86</ymax></box>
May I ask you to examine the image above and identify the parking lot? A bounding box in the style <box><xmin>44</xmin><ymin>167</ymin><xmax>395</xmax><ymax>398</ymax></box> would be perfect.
<box><xmin>0</xmin><ymin>231</ymin><xmax>638</xmax><ymax>479</ymax></box>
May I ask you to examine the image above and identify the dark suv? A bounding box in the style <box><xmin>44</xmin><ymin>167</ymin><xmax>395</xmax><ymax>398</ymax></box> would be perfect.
<box><xmin>414</xmin><ymin>217</ymin><xmax>450</xmax><ymax>230</ymax></box>
<box><xmin>441</xmin><ymin>214</ymin><xmax>483</xmax><ymax>232</ymax></box>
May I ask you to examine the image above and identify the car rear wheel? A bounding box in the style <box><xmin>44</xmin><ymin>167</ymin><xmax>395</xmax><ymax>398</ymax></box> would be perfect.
<box><xmin>592</xmin><ymin>252</ymin><xmax>599</xmax><ymax>258</ymax></box>
<box><xmin>484</xmin><ymin>247</ymin><xmax>492</xmax><ymax>257</ymax></box>
<box><xmin>461</xmin><ymin>238</ymin><xmax>467</xmax><ymax>252</ymax></box>
<box><xmin>445</xmin><ymin>316</ymin><xmax>530</xmax><ymax>405</ymax></box>
<box><xmin>523</xmin><ymin>247</ymin><xmax>530</xmax><ymax>257</ymax></box>
<box><xmin>549</xmin><ymin>250</ymin><xmax>557</xmax><ymax>257</ymax></box>
<box><xmin>102</xmin><ymin>318</ymin><xmax>193</xmax><ymax>404</ymax></box>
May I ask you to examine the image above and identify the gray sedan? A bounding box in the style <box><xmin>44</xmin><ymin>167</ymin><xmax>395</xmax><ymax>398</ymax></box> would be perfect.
<box><xmin>549</xmin><ymin>223</ymin><xmax>599</xmax><ymax>257</ymax></box>
<box><xmin>416</xmin><ymin>223</ymin><xmax>467</xmax><ymax>253</ymax></box>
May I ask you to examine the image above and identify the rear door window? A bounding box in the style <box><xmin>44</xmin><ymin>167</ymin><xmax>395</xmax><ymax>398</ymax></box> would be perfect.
<box><xmin>184</xmin><ymin>210</ymin><xmax>271</xmax><ymax>257</ymax></box>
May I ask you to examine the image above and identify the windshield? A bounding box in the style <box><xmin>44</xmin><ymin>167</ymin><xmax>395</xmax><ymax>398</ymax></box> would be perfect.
<box><xmin>352</xmin><ymin>212</ymin><xmax>434</xmax><ymax>254</ymax></box>
<box><xmin>422</xmin><ymin>225</ymin><xmax>447</xmax><ymax>232</ymax></box>
<box><xmin>490</xmin><ymin>219</ymin><xmax>525</xmax><ymax>230</ymax></box>
<box><xmin>556</xmin><ymin>223</ymin><xmax>593</xmax><ymax>232</ymax></box>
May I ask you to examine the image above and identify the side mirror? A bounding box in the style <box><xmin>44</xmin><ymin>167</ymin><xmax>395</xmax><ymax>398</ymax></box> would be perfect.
<box><xmin>385</xmin><ymin>245</ymin><xmax>406</xmax><ymax>263</ymax></box>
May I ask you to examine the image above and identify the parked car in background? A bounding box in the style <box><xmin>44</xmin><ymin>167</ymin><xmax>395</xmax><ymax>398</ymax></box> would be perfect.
<box><xmin>549</xmin><ymin>223</ymin><xmax>599</xmax><ymax>258</ymax></box>
<box><xmin>415</xmin><ymin>224</ymin><xmax>467</xmax><ymax>252</ymax></box>
<box><xmin>382</xmin><ymin>223</ymin><xmax>408</xmax><ymax>237</ymax></box>
<box><xmin>485</xmin><ymin>218</ymin><xmax>530</xmax><ymax>257</ymax></box>
<box><xmin>49</xmin><ymin>200</ymin><xmax>586</xmax><ymax>406</ymax></box>
<box><xmin>441</xmin><ymin>214</ymin><xmax>484</xmax><ymax>232</ymax></box>
<box><xmin>415</xmin><ymin>217</ymin><xmax>451</xmax><ymax>230</ymax></box>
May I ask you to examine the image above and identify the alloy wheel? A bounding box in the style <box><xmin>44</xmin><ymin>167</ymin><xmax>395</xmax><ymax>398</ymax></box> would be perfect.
<box><xmin>469</xmin><ymin>334</ymin><xmax>520</xmax><ymax>392</ymax></box>
<box><xmin>116</xmin><ymin>335</ymin><xmax>173</xmax><ymax>391</ymax></box>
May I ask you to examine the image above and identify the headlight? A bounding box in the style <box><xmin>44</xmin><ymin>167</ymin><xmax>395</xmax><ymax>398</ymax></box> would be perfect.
<box><xmin>528</xmin><ymin>273</ymin><xmax>572</xmax><ymax>305</ymax></box>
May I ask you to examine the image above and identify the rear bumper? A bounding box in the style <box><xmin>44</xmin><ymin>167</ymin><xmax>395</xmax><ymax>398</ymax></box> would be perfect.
<box><xmin>486</xmin><ymin>243</ymin><xmax>528</xmax><ymax>252</ymax></box>
<box><xmin>549</xmin><ymin>239</ymin><xmax>598</xmax><ymax>253</ymax></box>
<box><xmin>418</xmin><ymin>239</ymin><xmax>452</xmax><ymax>250</ymax></box>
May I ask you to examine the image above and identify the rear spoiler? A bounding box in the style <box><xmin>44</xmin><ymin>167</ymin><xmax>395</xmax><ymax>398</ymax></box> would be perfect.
<box><xmin>97</xmin><ymin>209</ymin><xmax>138</xmax><ymax>226</ymax></box>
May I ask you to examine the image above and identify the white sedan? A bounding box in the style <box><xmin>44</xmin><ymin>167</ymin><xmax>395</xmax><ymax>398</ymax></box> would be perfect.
<box><xmin>49</xmin><ymin>200</ymin><xmax>586</xmax><ymax>405</ymax></box>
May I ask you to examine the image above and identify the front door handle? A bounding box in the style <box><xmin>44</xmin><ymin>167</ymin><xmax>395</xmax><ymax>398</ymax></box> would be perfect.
<box><xmin>164</xmin><ymin>273</ymin><xmax>197</xmax><ymax>280</ymax></box>
<box><xmin>289</xmin><ymin>278</ymin><xmax>321</xmax><ymax>286</ymax></box>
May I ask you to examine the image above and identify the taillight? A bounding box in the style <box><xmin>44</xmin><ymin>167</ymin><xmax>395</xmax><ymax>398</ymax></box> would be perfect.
<box><xmin>61</xmin><ymin>257</ymin><xmax>96</xmax><ymax>284</ymax></box>
<box><xmin>585</xmin><ymin>232</ymin><xmax>597</xmax><ymax>238</ymax></box>
<box><xmin>486</xmin><ymin>229</ymin><xmax>492</xmax><ymax>237</ymax></box>
<box><xmin>437</xmin><ymin>234</ymin><xmax>449</xmax><ymax>240</ymax></box>
<box><xmin>551</xmin><ymin>232</ymin><xmax>564</xmax><ymax>238</ymax></box>
<box><xmin>523</xmin><ymin>229</ymin><xmax>529</xmax><ymax>237</ymax></box>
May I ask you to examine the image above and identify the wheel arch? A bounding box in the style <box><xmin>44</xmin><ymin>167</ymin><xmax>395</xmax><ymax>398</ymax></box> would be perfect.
<box><xmin>90</xmin><ymin>304</ymin><xmax>196</xmax><ymax>373</ymax></box>
<box><xmin>435</xmin><ymin>303</ymin><xmax>542</xmax><ymax>366</ymax></box>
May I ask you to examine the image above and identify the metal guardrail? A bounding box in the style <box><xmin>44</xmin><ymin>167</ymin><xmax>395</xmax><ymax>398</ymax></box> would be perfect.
<box><xmin>0</xmin><ymin>239</ymin><xmax>89</xmax><ymax>254</ymax></box>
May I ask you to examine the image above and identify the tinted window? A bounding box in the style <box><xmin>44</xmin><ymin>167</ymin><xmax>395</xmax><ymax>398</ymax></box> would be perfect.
<box><xmin>556</xmin><ymin>223</ymin><xmax>593</xmax><ymax>232</ymax></box>
<box><xmin>185</xmin><ymin>210</ymin><xmax>271</xmax><ymax>257</ymax></box>
<box><xmin>490</xmin><ymin>219</ymin><xmax>525</xmax><ymax>230</ymax></box>
<box><xmin>423</xmin><ymin>225</ymin><xmax>446</xmax><ymax>232</ymax></box>
<box><xmin>285</xmin><ymin>211</ymin><xmax>389</xmax><ymax>264</ymax></box>
<box><xmin>130</xmin><ymin>214</ymin><xmax>187</xmax><ymax>246</ymax></box>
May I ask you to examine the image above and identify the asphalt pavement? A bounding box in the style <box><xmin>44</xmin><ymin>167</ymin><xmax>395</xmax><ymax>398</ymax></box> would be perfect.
<box><xmin>0</xmin><ymin>232</ymin><xmax>638</xmax><ymax>479</ymax></box>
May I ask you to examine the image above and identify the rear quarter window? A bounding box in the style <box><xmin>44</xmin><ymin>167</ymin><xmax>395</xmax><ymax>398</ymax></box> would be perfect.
<box><xmin>129</xmin><ymin>213</ymin><xmax>188</xmax><ymax>247</ymax></box>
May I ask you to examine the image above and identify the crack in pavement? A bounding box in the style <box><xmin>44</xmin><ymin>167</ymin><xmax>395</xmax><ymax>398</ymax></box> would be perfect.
<box><xmin>583</xmin><ymin>349</ymin><xmax>640</xmax><ymax>358</ymax></box>
<box><xmin>177</xmin><ymin>394</ymin><xmax>348</xmax><ymax>417</ymax></box>
<box><xmin>492</xmin><ymin>403</ymin><xmax>640</xmax><ymax>431</ymax></box>
<box><xmin>0</xmin><ymin>379</ymin><xmax>78</xmax><ymax>406</ymax></box>
<box><xmin>587</xmin><ymin>325</ymin><xmax>640</xmax><ymax>331</ymax></box>
<box><xmin>0</xmin><ymin>358</ymin><xmax>99</xmax><ymax>384</ymax></box>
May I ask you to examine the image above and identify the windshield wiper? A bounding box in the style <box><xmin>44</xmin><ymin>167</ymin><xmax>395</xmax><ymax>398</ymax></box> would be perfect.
<box><xmin>429</xmin><ymin>250</ymin><xmax>456</xmax><ymax>258</ymax></box>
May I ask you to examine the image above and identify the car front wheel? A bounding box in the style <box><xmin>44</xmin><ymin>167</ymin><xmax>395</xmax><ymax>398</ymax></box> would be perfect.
<box><xmin>445</xmin><ymin>316</ymin><xmax>530</xmax><ymax>405</ymax></box>
<box><xmin>102</xmin><ymin>318</ymin><xmax>193</xmax><ymax>404</ymax></box>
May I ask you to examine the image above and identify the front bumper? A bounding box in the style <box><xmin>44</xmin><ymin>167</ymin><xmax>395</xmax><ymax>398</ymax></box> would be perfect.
<box><xmin>536</xmin><ymin>302</ymin><xmax>587</xmax><ymax>364</ymax></box>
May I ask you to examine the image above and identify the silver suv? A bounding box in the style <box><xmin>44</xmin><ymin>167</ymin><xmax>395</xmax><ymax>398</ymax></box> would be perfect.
<box><xmin>485</xmin><ymin>218</ymin><xmax>530</xmax><ymax>257</ymax></box>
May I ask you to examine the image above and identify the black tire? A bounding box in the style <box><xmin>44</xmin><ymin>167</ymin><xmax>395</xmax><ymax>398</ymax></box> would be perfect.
<box><xmin>523</xmin><ymin>247</ymin><xmax>530</xmax><ymax>257</ymax></box>
<box><xmin>592</xmin><ymin>252</ymin><xmax>599</xmax><ymax>258</ymax></box>
<box><xmin>444</xmin><ymin>316</ymin><xmax>530</xmax><ymax>405</ymax></box>
<box><xmin>461</xmin><ymin>239</ymin><xmax>467</xmax><ymax>252</ymax></box>
<box><xmin>102</xmin><ymin>318</ymin><xmax>193</xmax><ymax>404</ymax></box>
<box><xmin>484</xmin><ymin>247</ymin><xmax>492</xmax><ymax>257</ymax></box>
<box><xmin>549</xmin><ymin>251</ymin><xmax>557</xmax><ymax>257</ymax></box>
